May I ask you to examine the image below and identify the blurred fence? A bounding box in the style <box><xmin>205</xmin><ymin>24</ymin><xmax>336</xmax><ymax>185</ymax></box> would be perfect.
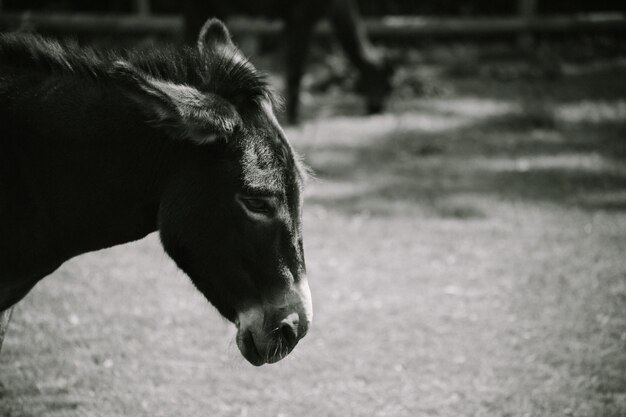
<box><xmin>1</xmin><ymin>0</ymin><xmax>625</xmax><ymax>15</ymax></box>
<box><xmin>0</xmin><ymin>0</ymin><xmax>624</xmax><ymax>41</ymax></box>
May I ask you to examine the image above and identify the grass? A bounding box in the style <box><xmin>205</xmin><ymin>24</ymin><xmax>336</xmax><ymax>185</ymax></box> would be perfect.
<box><xmin>1</xmin><ymin>50</ymin><xmax>625</xmax><ymax>417</ymax></box>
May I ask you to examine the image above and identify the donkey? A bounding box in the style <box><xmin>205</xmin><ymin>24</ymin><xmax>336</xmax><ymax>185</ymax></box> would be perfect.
<box><xmin>183</xmin><ymin>0</ymin><xmax>394</xmax><ymax>123</ymax></box>
<box><xmin>0</xmin><ymin>19</ymin><xmax>312</xmax><ymax>366</ymax></box>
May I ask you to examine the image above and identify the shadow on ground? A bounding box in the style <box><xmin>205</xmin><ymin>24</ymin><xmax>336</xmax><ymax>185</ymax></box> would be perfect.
<box><xmin>298</xmin><ymin>74</ymin><xmax>626</xmax><ymax>217</ymax></box>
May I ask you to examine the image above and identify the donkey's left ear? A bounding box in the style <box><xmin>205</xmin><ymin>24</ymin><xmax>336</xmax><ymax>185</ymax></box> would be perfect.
<box><xmin>112</xmin><ymin>61</ymin><xmax>241</xmax><ymax>145</ymax></box>
<box><xmin>198</xmin><ymin>18</ymin><xmax>235</xmax><ymax>53</ymax></box>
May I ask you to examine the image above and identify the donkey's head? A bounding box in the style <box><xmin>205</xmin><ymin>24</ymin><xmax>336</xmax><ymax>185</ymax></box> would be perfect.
<box><xmin>117</xmin><ymin>19</ymin><xmax>311</xmax><ymax>365</ymax></box>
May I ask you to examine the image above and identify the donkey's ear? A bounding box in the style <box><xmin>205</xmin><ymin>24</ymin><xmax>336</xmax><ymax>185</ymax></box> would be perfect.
<box><xmin>198</xmin><ymin>18</ymin><xmax>234</xmax><ymax>53</ymax></box>
<box><xmin>112</xmin><ymin>61</ymin><xmax>241</xmax><ymax>145</ymax></box>
<box><xmin>111</xmin><ymin>61</ymin><xmax>179</xmax><ymax>125</ymax></box>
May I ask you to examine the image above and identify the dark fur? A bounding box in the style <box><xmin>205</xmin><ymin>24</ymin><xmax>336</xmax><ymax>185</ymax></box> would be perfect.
<box><xmin>0</xmin><ymin>22</ymin><xmax>309</xmax><ymax>363</ymax></box>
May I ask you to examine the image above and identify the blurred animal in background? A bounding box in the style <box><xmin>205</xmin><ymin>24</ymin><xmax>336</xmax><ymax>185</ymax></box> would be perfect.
<box><xmin>0</xmin><ymin>19</ymin><xmax>312</xmax><ymax>366</ymax></box>
<box><xmin>183</xmin><ymin>0</ymin><xmax>394</xmax><ymax>123</ymax></box>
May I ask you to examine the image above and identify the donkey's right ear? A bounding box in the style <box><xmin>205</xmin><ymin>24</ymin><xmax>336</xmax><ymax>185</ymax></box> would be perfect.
<box><xmin>198</xmin><ymin>18</ymin><xmax>235</xmax><ymax>53</ymax></box>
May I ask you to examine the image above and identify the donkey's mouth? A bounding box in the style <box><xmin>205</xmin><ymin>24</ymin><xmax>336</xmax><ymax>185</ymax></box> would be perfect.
<box><xmin>237</xmin><ymin>329</ymin><xmax>264</xmax><ymax>366</ymax></box>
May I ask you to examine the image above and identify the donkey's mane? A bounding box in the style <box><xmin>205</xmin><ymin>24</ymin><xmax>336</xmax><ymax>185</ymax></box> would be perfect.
<box><xmin>0</xmin><ymin>33</ymin><xmax>277</xmax><ymax>109</ymax></box>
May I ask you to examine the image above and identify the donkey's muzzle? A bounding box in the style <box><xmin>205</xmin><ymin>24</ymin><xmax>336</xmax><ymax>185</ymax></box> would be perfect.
<box><xmin>235</xmin><ymin>279</ymin><xmax>313</xmax><ymax>366</ymax></box>
<box><xmin>236</xmin><ymin>309</ymin><xmax>309</xmax><ymax>366</ymax></box>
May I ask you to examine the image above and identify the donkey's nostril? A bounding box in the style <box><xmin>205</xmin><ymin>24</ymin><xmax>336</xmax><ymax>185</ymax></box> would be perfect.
<box><xmin>279</xmin><ymin>321</ymin><xmax>298</xmax><ymax>350</ymax></box>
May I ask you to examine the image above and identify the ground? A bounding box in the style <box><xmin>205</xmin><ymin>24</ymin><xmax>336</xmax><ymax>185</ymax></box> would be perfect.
<box><xmin>1</xmin><ymin>42</ymin><xmax>625</xmax><ymax>417</ymax></box>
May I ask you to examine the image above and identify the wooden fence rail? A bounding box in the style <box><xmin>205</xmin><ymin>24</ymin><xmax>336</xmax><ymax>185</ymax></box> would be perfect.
<box><xmin>0</xmin><ymin>12</ymin><xmax>624</xmax><ymax>38</ymax></box>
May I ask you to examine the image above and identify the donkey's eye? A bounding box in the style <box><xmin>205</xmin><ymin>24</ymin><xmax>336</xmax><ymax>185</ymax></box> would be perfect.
<box><xmin>245</xmin><ymin>199</ymin><xmax>270</xmax><ymax>212</ymax></box>
<box><xmin>239</xmin><ymin>196</ymin><xmax>276</xmax><ymax>215</ymax></box>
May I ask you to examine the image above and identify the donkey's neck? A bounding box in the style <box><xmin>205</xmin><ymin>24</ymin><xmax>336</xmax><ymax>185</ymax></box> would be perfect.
<box><xmin>1</xmin><ymin>75</ymin><xmax>175</xmax><ymax>280</ymax></box>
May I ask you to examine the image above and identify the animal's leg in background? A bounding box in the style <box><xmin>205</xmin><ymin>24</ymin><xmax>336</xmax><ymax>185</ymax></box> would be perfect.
<box><xmin>329</xmin><ymin>0</ymin><xmax>371</xmax><ymax>70</ymax></box>
<box><xmin>0</xmin><ymin>307</ymin><xmax>14</xmax><ymax>352</ymax></box>
<box><xmin>284</xmin><ymin>3</ymin><xmax>327</xmax><ymax>124</ymax></box>
<box><xmin>328</xmin><ymin>0</ymin><xmax>392</xmax><ymax>114</ymax></box>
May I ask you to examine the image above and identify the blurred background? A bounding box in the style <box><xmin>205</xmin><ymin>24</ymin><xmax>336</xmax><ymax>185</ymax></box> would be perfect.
<box><xmin>1</xmin><ymin>1</ymin><xmax>625</xmax><ymax>416</ymax></box>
